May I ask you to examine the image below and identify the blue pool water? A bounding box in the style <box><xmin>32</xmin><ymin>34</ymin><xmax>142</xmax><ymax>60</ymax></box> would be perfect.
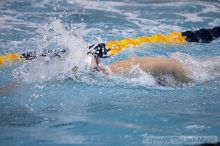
<box><xmin>0</xmin><ymin>0</ymin><xmax>220</xmax><ymax>146</ymax></box>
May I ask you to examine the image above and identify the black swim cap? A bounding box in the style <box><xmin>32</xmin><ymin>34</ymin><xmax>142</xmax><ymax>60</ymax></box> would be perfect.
<box><xmin>87</xmin><ymin>43</ymin><xmax>110</xmax><ymax>58</ymax></box>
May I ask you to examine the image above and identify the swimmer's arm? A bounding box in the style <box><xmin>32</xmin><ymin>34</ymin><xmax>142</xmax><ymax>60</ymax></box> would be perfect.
<box><xmin>0</xmin><ymin>82</ymin><xmax>19</xmax><ymax>93</ymax></box>
<box><xmin>148</xmin><ymin>59</ymin><xmax>193</xmax><ymax>83</ymax></box>
<box><xmin>109</xmin><ymin>57</ymin><xmax>193</xmax><ymax>83</ymax></box>
<box><xmin>166</xmin><ymin>60</ymin><xmax>193</xmax><ymax>83</ymax></box>
<box><xmin>108</xmin><ymin>57</ymin><xmax>137</xmax><ymax>74</ymax></box>
<box><xmin>172</xmin><ymin>69</ymin><xmax>192</xmax><ymax>83</ymax></box>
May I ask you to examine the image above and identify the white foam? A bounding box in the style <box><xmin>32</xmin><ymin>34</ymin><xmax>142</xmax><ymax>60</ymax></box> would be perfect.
<box><xmin>13</xmin><ymin>20</ymin><xmax>89</xmax><ymax>82</ymax></box>
<box><xmin>125</xmin><ymin>65</ymin><xmax>156</xmax><ymax>86</ymax></box>
<box><xmin>177</xmin><ymin>13</ymin><xmax>204</xmax><ymax>22</ymax></box>
<box><xmin>172</xmin><ymin>52</ymin><xmax>220</xmax><ymax>83</ymax></box>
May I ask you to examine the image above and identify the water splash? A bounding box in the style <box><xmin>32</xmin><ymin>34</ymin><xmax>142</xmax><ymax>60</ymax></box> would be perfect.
<box><xmin>10</xmin><ymin>20</ymin><xmax>220</xmax><ymax>87</ymax></box>
<box><xmin>172</xmin><ymin>52</ymin><xmax>220</xmax><ymax>83</ymax></box>
<box><xmin>13</xmin><ymin>20</ymin><xmax>89</xmax><ymax>82</ymax></box>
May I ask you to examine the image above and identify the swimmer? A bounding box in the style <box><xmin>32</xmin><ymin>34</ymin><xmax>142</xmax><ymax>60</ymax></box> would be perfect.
<box><xmin>0</xmin><ymin>54</ymin><xmax>192</xmax><ymax>93</ymax></box>
<box><xmin>90</xmin><ymin>55</ymin><xmax>192</xmax><ymax>83</ymax></box>
<box><xmin>1</xmin><ymin>26</ymin><xmax>220</xmax><ymax>91</ymax></box>
<box><xmin>90</xmin><ymin>53</ymin><xmax>220</xmax><ymax>87</ymax></box>
<box><xmin>1</xmin><ymin>51</ymin><xmax>220</xmax><ymax>92</ymax></box>
<box><xmin>88</xmin><ymin>43</ymin><xmax>193</xmax><ymax>84</ymax></box>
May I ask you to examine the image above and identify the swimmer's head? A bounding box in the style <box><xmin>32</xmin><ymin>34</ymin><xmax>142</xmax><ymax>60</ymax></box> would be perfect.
<box><xmin>87</xmin><ymin>43</ymin><xmax>111</xmax><ymax>58</ymax></box>
<box><xmin>72</xmin><ymin>45</ymin><xmax>111</xmax><ymax>74</ymax></box>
